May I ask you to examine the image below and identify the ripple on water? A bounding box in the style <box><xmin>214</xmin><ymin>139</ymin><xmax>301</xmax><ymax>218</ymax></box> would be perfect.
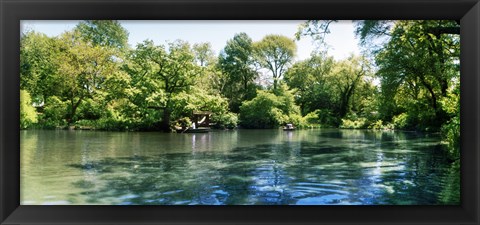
<box><xmin>289</xmin><ymin>182</ymin><xmax>350</xmax><ymax>198</ymax></box>
<box><xmin>162</xmin><ymin>190</ymin><xmax>184</xmax><ymax>195</ymax></box>
<box><xmin>296</xmin><ymin>194</ymin><xmax>348</xmax><ymax>205</ymax></box>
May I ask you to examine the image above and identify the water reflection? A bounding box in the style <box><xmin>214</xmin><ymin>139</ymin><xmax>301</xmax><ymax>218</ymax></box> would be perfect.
<box><xmin>20</xmin><ymin>129</ymin><xmax>458</xmax><ymax>205</ymax></box>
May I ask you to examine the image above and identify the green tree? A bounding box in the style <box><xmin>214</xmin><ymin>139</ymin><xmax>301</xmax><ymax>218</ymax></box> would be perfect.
<box><xmin>330</xmin><ymin>55</ymin><xmax>371</xmax><ymax>118</ymax></box>
<box><xmin>75</xmin><ymin>20</ymin><xmax>129</xmax><ymax>50</ymax></box>
<box><xmin>192</xmin><ymin>42</ymin><xmax>215</xmax><ymax>67</ymax></box>
<box><xmin>285</xmin><ymin>53</ymin><xmax>375</xmax><ymax>127</ymax></box>
<box><xmin>170</xmin><ymin>87</ymin><xmax>237</xmax><ymax>129</ymax></box>
<box><xmin>20</xmin><ymin>31</ymin><xmax>61</xmax><ymax>104</ymax></box>
<box><xmin>218</xmin><ymin>33</ymin><xmax>258</xmax><ymax>112</ymax></box>
<box><xmin>21</xmin><ymin>23</ymin><xmax>131</xmax><ymax>129</ymax></box>
<box><xmin>284</xmin><ymin>53</ymin><xmax>335</xmax><ymax>115</ymax></box>
<box><xmin>374</xmin><ymin>20</ymin><xmax>459</xmax><ymax>130</ymax></box>
<box><xmin>239</xmin><ymin>84</ymin><xmax>300</xmax><ymax>128</ymax></box>
<box><xmin>20</xmin><ymin>90</ymin><xmax>38</xmax><ymax>129</ymax></box>
<box><xmin>125</xmin><ymin>40</ymin><xmax>201</xmax><ymax>131</ymax></box>
<box><xmin>440</xmin><ymin>83</ymin><xmax>460</xmax><ymax>160</ymax></box>
<box><xmin>254</xmin><ymin>34</ymin><xmax>296</xmax><ymax>90</ymax></box>
<box><xmin>55</xmin><ymin>31</ymin><xmax>127</xmax><ymax>125</ymax></box>
<box><xmin>191</xmin><ymin>42</ymin><xmax>224</xmax><ymax>96</ymax></box>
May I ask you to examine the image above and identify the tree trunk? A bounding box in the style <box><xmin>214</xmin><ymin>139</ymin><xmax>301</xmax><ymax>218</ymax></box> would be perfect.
<box><xmin>160</xmin><ymin>97</ymin><xmax>172</xmax><ymax>132</ymax></box>
<box><xmin>243</xmin><ymin>76</ymin><xmax>248</xmax><ymax>93</ymax></box>
<box><xmin>419</xmin><ymin>77</ymin><xmax>437</xmax><ymax>110</ymax></box>
<box><xmin>66</xmin><ymin>97</ymin><xmax>83</xmax><ymax>125</ymax></box>
<box><xmin>160</xmin><ymin>108</ymin><xmax>171</xmax><ymax>132</ymax></box>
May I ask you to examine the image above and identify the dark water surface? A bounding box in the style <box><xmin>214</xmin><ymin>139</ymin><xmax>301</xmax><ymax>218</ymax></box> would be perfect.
<box><xmin>20</xmin><ymin>129</ymin><xmax>458</xmax><ymax>205</ymax></box>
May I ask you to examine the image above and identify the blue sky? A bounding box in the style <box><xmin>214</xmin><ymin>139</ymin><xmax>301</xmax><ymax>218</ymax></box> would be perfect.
<box><xmin>21</xmin><ymin>20</ymin><xmax>360</xmax><ymax>61</ymax></box>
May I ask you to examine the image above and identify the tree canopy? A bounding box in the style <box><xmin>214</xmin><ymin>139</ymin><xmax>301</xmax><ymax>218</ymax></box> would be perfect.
<box><xmin>254</xmin><ymin>34</ymin><xmax>296</xmax><ymax>90</ymax></box>
<box><xmin>218</xmin><ymin>33</ymin><xmax>258</xmax><ymax>112</ymax></box>
<box><xmin>75</xmin><ymin>20</ymin><xmax>129</xmax><ymax>50</ymax></box>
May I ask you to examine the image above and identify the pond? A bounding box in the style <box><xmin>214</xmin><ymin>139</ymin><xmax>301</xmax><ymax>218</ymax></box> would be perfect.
<box><xmin>20</xmin><ymin>129</ymin><xmax>459</xmax><ymax>205</ymax></box>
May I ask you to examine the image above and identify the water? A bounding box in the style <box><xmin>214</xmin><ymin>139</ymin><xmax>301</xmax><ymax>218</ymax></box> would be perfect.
<box><xmin>20</xmin><ymin>129</ymin><xmax>458</xmax><ymax>205</ymax></box>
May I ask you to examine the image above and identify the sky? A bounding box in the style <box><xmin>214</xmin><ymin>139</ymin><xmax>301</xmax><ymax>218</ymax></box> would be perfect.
<box><xmin>21</xmin><ymin>20</ymin><xmax>361</xmax><ymax>61</ymax></box>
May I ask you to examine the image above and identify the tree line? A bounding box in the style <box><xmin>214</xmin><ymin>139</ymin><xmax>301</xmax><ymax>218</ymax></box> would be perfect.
<box><xmin>20</xmin><ymin>20</ymin><xmax>459</xmax><ymax>156</ymax></box>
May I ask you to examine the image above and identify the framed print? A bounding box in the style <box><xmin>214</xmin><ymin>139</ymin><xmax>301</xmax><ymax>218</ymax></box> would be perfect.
<box><xmin>1</xmin><ymin>0</ymin><xmax>479</xmax><ymax>224</ymax></box>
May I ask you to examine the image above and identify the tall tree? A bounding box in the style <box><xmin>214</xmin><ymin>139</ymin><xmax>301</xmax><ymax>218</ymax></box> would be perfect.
<box><xmin>284</xmin><ymin>53</ymin><xmax>335</xmax><ymax>115</ymax></box>
<box><xmin>20</xmin><ymin>31</ymin><xmax>62</xmax><ymax>103</ymax></box>
<box><xmin>55</xmin><ymin>31</ymin><xmax>126</xmax><ymax>125</ymax></box>
<box><xmin>192</xmin><ymin>42</ymin><xmax>215</xmax><ymax>67</ymax></box>
<box><xmin>254</xmin><ymin>34</ymin><xmax>296</xmax><ymax>90</ymax></box>
<box><xmin>75</xmin><ymin>20</ymin><xmax>129</xmax><ymax>50</ymax></box>
<box><xmin>125</xmin><ymin>40</ymin><xmax>201</xmax><ymax>131</ymax></box>
<box><xmin>374</xmin><ymin>20</ymin><xmax>459</xmax><ymax>129</ymax></box>
<box><xmin>330</xmin><ymin>55</ymin><xmax>371</xmax><ymax>118</ymax></box>
<box><xmin>191</xmin><ymin>42</ymin><xmax>222</xmax><ymax>95</ymax></box>
<box><xmin>218</xmin><ymin>33</ymin><xmax>258</xmax><ymax>112</ymax></box>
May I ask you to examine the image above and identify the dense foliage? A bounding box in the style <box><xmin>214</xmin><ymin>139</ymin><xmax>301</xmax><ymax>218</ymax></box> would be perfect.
<box><xmin>218</xmin><ymin>33</ymin><xmax>258</xmax><ymax>112</ymax></box>
<box><xmin>239</xmin><ymin>84</ymin><xmax>301</xmax><ymax>128</ymax></box>
<box><xmin>20</xmin><ymin>90</ymin><xmax>38</xmax><ymax>129</ymax></box>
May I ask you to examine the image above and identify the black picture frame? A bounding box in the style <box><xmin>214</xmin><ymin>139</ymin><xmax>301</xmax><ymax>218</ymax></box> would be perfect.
<box><xmin>1</xmin><ymin>0</ymin><xmax>479</xmax><ymax>224</ymax></box>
